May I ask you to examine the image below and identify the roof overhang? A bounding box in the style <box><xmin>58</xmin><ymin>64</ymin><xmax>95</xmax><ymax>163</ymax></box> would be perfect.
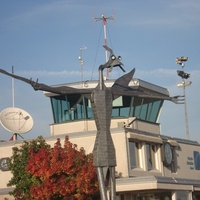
<box><xmin>44</xmin><ymin>78</ymin><xmax>170</xmax><ymax>98</ymax></box>
<box><xmin>116</xmin><ymin>176</ymin><xmax>200</xmax><ymax>192</ymax></box>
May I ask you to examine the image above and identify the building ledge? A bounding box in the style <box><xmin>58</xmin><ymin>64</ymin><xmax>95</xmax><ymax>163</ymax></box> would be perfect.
<box><xmin>116</xmin><ymin>176</ymin><xmax>200</xmax><ymax>192</ymax></box>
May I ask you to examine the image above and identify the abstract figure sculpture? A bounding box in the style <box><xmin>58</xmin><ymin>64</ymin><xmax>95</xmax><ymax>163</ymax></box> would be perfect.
<box><xmin>91</xmin><ymin>45</ymin><xmax>125</xmax><ymax>200</ymax></box>
<box><xmin>0</xmin><ymin>46</ymin><xmax>179</xmax><ymax>200</ymax></box>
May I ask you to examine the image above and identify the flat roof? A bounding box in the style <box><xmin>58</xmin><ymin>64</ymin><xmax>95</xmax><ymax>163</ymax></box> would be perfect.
<box><xmin>44</xmin><ymin>78</ymin><xmax>170</xmax><ymax>97</ymax></box>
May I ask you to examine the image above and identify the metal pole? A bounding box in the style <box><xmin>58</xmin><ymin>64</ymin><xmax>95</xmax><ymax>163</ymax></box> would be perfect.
<box><xmin>110</xmin><ymin>167</ymin><xmax>116</xmax><ymax>200</ymax></box>
<box><xmin>102</xmin><ymin>17</ymin><xmax>108</xmax><ymax>63</ymax></box>
<box><xmin>78</xmin><ymin>46</ymin><xmax>87</xmax><ymax>85</ymax></box>
<box><xmin>176</xmin><ymin>57</ymin><xmax>191</xmax><ymax>140</ymax></box>
<box><xmin>80</xmin><ymin>48</ymin><xmax>83</xmax><ymax>83</ymax></box>
<box><xmin>96</xmin><ymin>167</ymin><xmax>108</xmax><ymax>200</ymax></box>
<box><xmin>180</xmin><ymin>62</ymin><xmax>190</xmax><ymax>140</ymax></box>
<box><xmin>94</xmin><ymin>15</ymin><xmax>114</xmax><ymax>79</ymax></box>
<box><xmin>78</xmin><ymin>47</ymin><xmax>88</xmax><ymax>130</ymax></box>
<box><xmin>182</xmin><ymin>78</ymin><xmax>190</xmax><ymax>140</ymax></box>
<box><xmin>12</xmin><ymin>66</ymin><xmax>14</xmax><ymax>107</ymax></box>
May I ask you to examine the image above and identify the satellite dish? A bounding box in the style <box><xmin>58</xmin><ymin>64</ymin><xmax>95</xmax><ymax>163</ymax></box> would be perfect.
<box><xmin>0</xmin><ymin>107</ymin><xmax>34</xmax><ymax>134</ymax></box>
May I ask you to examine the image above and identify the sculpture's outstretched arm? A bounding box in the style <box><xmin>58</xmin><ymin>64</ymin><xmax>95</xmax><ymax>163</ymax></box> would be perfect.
<box><xmin>0</xmin><ymin>69</ymin><xmax>34</xmax><ymax>85</ymax></box>
<box><xmin>0</xmin><ymin>69</ymin><xmax>91</xmax><ymax>95</ymax></box>
<box><xmin>111</xmin><ymin>68</ymin><xmax>176</xmax><ymax>102</ymax></box>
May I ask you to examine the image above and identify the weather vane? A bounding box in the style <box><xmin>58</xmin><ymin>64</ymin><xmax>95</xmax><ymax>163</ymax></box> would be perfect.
<box><xmin>94</xmin><ymin>15</ymin><xmax>115</xmax><ymax>79</ymax></box>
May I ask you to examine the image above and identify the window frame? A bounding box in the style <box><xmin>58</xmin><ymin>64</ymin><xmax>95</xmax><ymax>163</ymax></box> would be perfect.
<box><xmin>146</xmin><ymin>143</ymin><xmax>158</xmax><ymax>171</ymax></box>
<box><xmin>128</xmin><ymin>139</ymin><xmax>162</xmax><ymax>176</ymax></box>
<box><xmin>128</xmin><ymin>141</ymin><xmax>141</xmax><ymax>169</ymax></box>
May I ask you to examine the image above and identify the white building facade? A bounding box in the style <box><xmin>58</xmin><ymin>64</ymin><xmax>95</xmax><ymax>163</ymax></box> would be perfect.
<box><xmin>0</xmin><ymin>79</ymin><xmax>200</xmax><ymax>200</ymax></box>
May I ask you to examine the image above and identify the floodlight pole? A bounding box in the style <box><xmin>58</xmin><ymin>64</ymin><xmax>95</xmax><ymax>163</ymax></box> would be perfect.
<box><xmin>181</xmin><ymin>63</ymin><xmax>190</xmax><ymax>140</ymax></box>
<box><xmin>176</xmin><ymin>57</ymin><xmax>191</xmax><ymax>140</ymax></box>
<box><xmin>94</xmin><ymin>15</ymin><xmax>114</xmax><ymax>79</ymax></box>
<box><xmin>183</xmin><ymin>80</ymin><xmax>190</xmax><ymax>140</ymax></box>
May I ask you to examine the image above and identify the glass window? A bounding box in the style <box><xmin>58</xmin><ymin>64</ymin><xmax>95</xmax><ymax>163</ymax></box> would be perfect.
<box><xmin>116</xmin><ymin>194</ymin><xmax>124</xmax><ymax>200</ymax></box>
<box><xmin>176</xmin><ymin>191</ymin><xmax>189</xmax><ymax>200</ymax></box>
<box><xmin>51</xmin><ymin>95</ymin><xmax>70</xmax><ymax>123</ymax></box>
<box><xmin>112</xmin><ymin>96</ymin><xmax>130</xmax><ymax>118</ymax></box>
<box><xmin>149</xmin><ymin>100</ymin><xmax>163</xmax><ymax>122</ymax></box>
<box><xmin>87</xmin><ymin>99</ymin><xmax>93</xmax><ymax>119</ymax></box>
<box><xmin>130</xmin><ymin>97</ymin><xmax>163</xmax><ymax>122</ymax></box>
<box><xmin>193</xmin><ymin>151</ymin><xmax>200</xmax><ymax>170</ymax></box>
<box><xmin>146</xmin><ymin>144</ymin><xmax>157</xmax><ymax>171</ymax></box>
<box><xmin>129</xmin><ymin>141</ymin><xmax>140</xmax><ymax>169</ymax></box>
<box><xmin>50</xmin><ymin>94</ymin><xmax>163</xmax><ymax>124</ymax></box>
<box><xmin>51</xmin><ymin>95</ymin><xmax>90</xmax><ymax>123</ymax></box>
<box><xmin>132</xmin><ymin>192</ymin><xmax>171</xmax><ymax>200</ymax></box>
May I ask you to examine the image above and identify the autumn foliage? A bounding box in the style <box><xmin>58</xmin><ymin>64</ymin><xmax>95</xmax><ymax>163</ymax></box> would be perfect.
<box><xmin>8</xmin><ymin>136</ymin><xmax>99</xmax><ymax>200</ymax></box>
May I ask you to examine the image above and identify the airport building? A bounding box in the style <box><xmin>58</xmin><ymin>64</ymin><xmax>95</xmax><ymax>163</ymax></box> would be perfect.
<box><xmin>0</xmin><ymin>78</ymin><xmax>200</xmax><ymax>200</ymax></box>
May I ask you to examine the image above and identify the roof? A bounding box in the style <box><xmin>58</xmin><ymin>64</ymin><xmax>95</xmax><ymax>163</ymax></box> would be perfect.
<box><xmin>44</xmin><ymin>78</ymin><xmax>170</xmax><ymax>98</ymax></box>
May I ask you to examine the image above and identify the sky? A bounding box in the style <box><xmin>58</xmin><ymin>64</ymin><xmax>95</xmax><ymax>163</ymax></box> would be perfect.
<box><xmin>0</xmin><ymin>0</ymin><xmax>199</xmax><ymax>142</ymax></box>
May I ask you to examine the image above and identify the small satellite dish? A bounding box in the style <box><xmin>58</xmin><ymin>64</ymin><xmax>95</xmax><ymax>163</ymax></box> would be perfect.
<box><xmin>0</xmin><ymin>107</ymin><xmax>34</xmax><ymax>134</ymax></box>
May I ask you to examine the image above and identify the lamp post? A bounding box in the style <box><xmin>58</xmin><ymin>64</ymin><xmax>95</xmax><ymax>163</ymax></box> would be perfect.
<box><xmin>78</xmin><ymin>46</ymin><xmax>87</xmax><ymax>85</ymax></box>
<box><xmin>78</xmin><ymin>47</ymin><xmax>88</xmax><ymax>131</ymax></box>
<box><xmin>176</xmin><ymin>56</ymin><xmax>191</xmax><ymax>140</ymax></box>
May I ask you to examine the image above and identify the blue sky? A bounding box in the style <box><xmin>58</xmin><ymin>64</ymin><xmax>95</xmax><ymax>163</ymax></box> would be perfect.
<box><xmin>0</xmin><ymin>0</ymin><xmax>199</xmax><ymax>142</ymax></box>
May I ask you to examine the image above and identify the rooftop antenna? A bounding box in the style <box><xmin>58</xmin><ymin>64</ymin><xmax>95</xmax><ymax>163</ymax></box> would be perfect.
<box><xmin>12</xmin><ymin>66</ymin><xmax>15</xmax><ymax>107</ymax></box>
<box><xmin>78</xmin><ymin>46</ymin><xmax>87</xmax><ymax>85</ymax></box>
<box><xmin>94</xmin><ymin>15</ymin><xmax>115</xmax><ymax>79</ymax></box>
<box><xmin>78</xmin><ymin>46</ymin><xmax>88</xmax><ymax>131</ymax></box>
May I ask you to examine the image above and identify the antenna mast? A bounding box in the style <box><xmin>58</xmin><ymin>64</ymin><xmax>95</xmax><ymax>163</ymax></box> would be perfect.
<box><xmin>12</xmin><ymin>66</ymin><xmax>15</xmax><ymax>107</ymax></box>
<box><xmin>94</xmin><ymin>15</ymin><xmax>115</xmax><ymax>79</ymax></box>
<box><xmin>78</xmin><ymin>46</ymin><xmax>87</xmax><ymax>85</ymax></box>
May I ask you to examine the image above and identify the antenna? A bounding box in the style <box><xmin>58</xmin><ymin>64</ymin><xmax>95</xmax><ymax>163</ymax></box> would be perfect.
<box><xmin>78</xmin><ymin>46</ymin><xmax>87</xmax><ymax>85</ymax></box>
<box><xmin>0</xmin><ymin>107</ymin><xmax>34</xmax><ymax>140</ymax></box>
<box><xmin>12</xmin><ymin>66</ymin><xmax>14</xmax><ymax>107</ymax></box>
<box><xmin>94</xmin><ymin>15</ymin><xmax>115</xmax><ymax>79</ymax></box>
<box><xmin>78</xmin><ymin>46</ymin><xmax>88</xmax><ymax>131</ymax></box>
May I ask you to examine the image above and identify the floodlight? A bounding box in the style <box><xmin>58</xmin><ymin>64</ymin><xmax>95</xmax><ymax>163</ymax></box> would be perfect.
<box><xmin>177</xmin><ymin>70</ymin><xmax>190</xmax><ymax>79</ymax></box>
<box><xmin>177</xmin><ymin>81</ymin><xmax>192</xmax><ymax>87</ymax></box>
<box><xmin>176</xmin><ymin>56</ymin><xmax>188</xmax><ymax>62</ymax></box>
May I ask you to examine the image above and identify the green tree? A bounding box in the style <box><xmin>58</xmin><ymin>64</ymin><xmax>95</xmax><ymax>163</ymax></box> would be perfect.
<box><xmin>7</xmin><ymin>136</ymin><xmax>50</xmax><ymax>199</ymax></box>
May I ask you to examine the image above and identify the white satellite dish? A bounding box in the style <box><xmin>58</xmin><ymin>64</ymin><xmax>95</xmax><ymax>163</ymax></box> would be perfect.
<box><xmin>0</xmin><ymin>107</ymin><xmax>34</xmax><ymax>134</ymax></box>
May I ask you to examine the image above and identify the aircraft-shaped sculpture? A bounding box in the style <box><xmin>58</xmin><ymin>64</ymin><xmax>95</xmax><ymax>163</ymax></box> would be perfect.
<box><xmin>0</xmin><ymin>45</ymin><xmax>179</xmax><ymax>200</ymax></box>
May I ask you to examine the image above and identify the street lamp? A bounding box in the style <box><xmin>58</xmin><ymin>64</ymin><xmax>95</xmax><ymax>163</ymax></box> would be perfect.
<box><xmin>176</xmin><ymin>56</ymin><xmax>191</xmax><ymax>140</ymax></box>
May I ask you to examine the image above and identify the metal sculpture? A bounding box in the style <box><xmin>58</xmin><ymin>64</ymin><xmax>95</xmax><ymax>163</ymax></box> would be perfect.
<box><xmin>91</xmin><ymin>45</ymin><xmax>124</xmax><ymax>200</ymax></box>
<box><xmin>0</xmin><ymin>46</ymin><xmax>179</xmax><ymax>200</ymax></box>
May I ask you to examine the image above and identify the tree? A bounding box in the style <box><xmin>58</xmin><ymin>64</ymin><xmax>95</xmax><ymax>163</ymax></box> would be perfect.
<box><xmin>8</xmin><ymin>136</ymin><xmax>99</xmax><ymax>200</ymax></box>
<box><xmin>7</xmin><ymin>136</ymin><xmax>50</xmax><ymax>199</ymax></box>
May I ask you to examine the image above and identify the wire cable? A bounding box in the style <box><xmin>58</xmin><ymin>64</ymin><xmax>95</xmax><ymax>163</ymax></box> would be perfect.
<box><xmin>90</xmin><ymin>23</ymin><xmax>103</xmax><ymax>80</ymax></box>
